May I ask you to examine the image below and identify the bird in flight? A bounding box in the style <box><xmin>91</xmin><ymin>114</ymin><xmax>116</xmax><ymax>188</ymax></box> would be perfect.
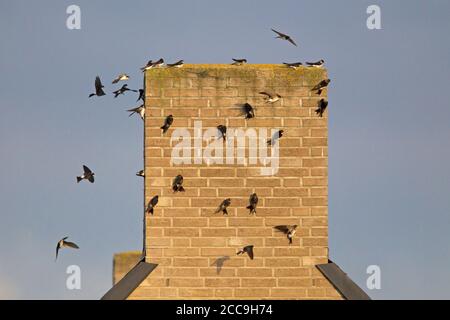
<box><xmin>274</xmin><ymin>225</ymin><xmax>298</xmax><ymax>245</ymax></box>
<box><xmin>271</xmin><ymin>28</ymin><xmax>297</xmax><ymax>46</ymax></box>
<box><xmin>241</xmin><ymin>103</ymin><xmax>255</xmax><ymax>119</ymax></box>
<box><xmin>283</xmin><ymin>62</ymin><xmax>303</xmax><ymax>69</ymax></box>
<box><xmin>127</xmin><ymin>104</ymin><xmax>145</xmax><ymax>121</ymax></box>
<box><xmin>113</xmin><ymin>84</ymin><xmax>137</xmax><ymax>98</ymax></box>
<box><xmin>172</xmin><ymin>175</ymin><xmax>185</xmax><ymax>192</ymax></box>
<box><xmin>315</xmin><ymin>99</ymin><xmax>328</xmax><ymax>117</ymax></box>
<box><xmin>136</xmin><ymin>170</ymin><xmax>145</xmax><ymax>177</ymax></box>
<box><xmin>77</xmin><ymin>165</ymin><xmax>95</xmax><ymax>183</ymax></box>
<box><xmin>211</xmin><ymin>256</ymin><xmax>230</xmax><ymax>275</ymax></box>
<box><xmin>167</xmin><ymin>60</ymin><xmax>184</xmax><ymax>68</ymax></box>
<box><xmin>215</xmin><ymin>198</ymin><xmax>231</xmax><ymax>215</ymax></box>
<box><xmin>231</xmin><ymin>58</ymin><xmax>247</xmax><ymax>66</ymax></box>
<box><xmin>55</xmin><ymin>237</ymin><xmax>79</xmax><ymax>261</ymax></box>
<box><xmin>137</xmin><ymin>89</ymin><xmax>144</xmax><ymax>102</ymax></box>
<box><xmin>247</xmin><ymin>193</ymin><xmax>258</xmax><ymax>215</ymax></box>
<box><xmin>259</xmin><ymin>91</ymin><xmax>281</xmax><ymax>104</ymax></box>
<box><xmin>161</xmin><ymin>115</ymin><xmax>174</xmax><ymax>134</ymax></box>
<box><xmin>217</xmin><ymin>125</ymin><xmax>227</xmax><ymax>141</ymax></box>
<box><xmin>146</xmin><ymin>195</ymin><xmax>159</xmax><ymax>215</ymax></box>
<box><xmin>267</xmin><ymin>130</ymin><xmax>284</xmax><ymax>146</ymax></box>
<box><xmin>89</xmin><ymin>76</ymin><xmax>106</xmax><ymax>98</ymax></box>
<box><xmin>306</xmin><ymin>59</ymin><xmax>325</xmax><ymax>68</ymax></box>
<box><xmin>112</xmin><ymin>73</ymin><xmax>129</xmax><ymax>84</ymax></box>
<box><xmin>237</xmin><ymin>245</ymin><xmax>254</xmax><ymax>260</ymax></box>
<box><xmin>312</xmin><ymin>79</ymin><xmax>331</xmax><ymax>95</ymax></box>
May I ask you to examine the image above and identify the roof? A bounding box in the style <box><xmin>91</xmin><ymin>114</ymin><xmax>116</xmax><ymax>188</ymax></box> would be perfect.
<box><xmin>316</xmin><ymin>260</ymin><xmax>371</xmax><ymax>300</ymax></box>
<box><xmin>101</xmin><ymin>260</ymin><xmax>158</xmax><ymax>300</ymax></box>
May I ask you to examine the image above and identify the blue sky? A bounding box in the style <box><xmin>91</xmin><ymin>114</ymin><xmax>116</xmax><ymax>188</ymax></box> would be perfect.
<box><xmin>1</xmin><ymin>0</ymin><xmax>450</xmax><ymax>299</ymax></box>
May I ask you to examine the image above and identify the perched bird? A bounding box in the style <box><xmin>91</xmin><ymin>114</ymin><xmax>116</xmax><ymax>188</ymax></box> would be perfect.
<box><xmin>136</xmin><ymin>170</ymin><xmax>145</xmax><ymax>177</ymax></box>
<box><xmin>167</xmin><ymin>60</ymin><xmax>184</xmax><ymax>68</ymax></box>
<box><xmin>283</xmin><ymin>62</ymin><xmax>303</xmax><ymax>69</ymax></box>
<box><xmin>315</xmin><ymin>99</ymin><xmax>328</xmax><ymax>117</ymax></box>
<box><xmin>112</xmin><ymin>73</ymin><xmax>129</xmax><ymax>84</ymax></box>
<box><xmin>306</xmin><ymin>59</ymin><xmax>325</xmax><ymax>68</ymax></box>
<box><xmin>241</xmin><ymin>103</ymin><xmax>255</xmax><ymax>119</ymax></box>
<box><xmin>236</xmin><ymin>245</ymin><xmax>254</xmax><ymax>260</ymax></box>
<box><xmin>89</xmin><ymin>76</ymin><xmax>106</xmax><ymax>98</ymax></box>
<box><xmin>215</xmin><ymin>198</ymin><xmax>231</xmax><ymax>215</ymax></box>
<box><xmin>271</xmin><ymin>28</ymin><xmax>297</xmax><ymax>46</ymax></box>
<box><xmin>137</xmin><ymin>89</ymin><xmax>144</xmax><ymax>102</ymax></box>
<box><xmin>77</xmin><ymin>165</ymin><xmax>95</xmax><ymax>183</ymax></box>
<box><xmin>172</xmin><ymin>175</ymin><xmax>185</xmax><ymax>192</ymax></box>
<box><xmin>152</xmin><ymin>58</ymin><xmax>165</xmax><ymax>68</ymax></box>
<box><xmin>231</xmin><ymin>58</ymin><xmax>247</xmax><ymax>66</ymax></box>
<box><xmin>247</xmin><ymin>193</ymin><xmax>258</xmax><ymax>215</ymax></box>
<box><xmin>312</xmin><ymin>79</ymin><xmax>331</xmax><ymax>95</ymax></box>
<box><xmin>212</xmin><ymin>256</ymin><xmax>230</xmax><ymax>275</ymax></box>
<box><xmin>267</xmin><ymin>130</ymin><xmax>284</xmax><ymax>146</ymax></box>
<box><xmin>161</xmin><ymin>115</ymin><xmax>174</xmax><ymax>134</ymax></box>
<box><xmin>217</xmin><ymin>125</ymin><xmax>227</xmax><ymax>141</ymax></box>
<box><xmin>127</xmin><ymin>104</ymin><xmax>145</xmax><ymax>120</ymax></box>
<box><xmin>113</xmin><ymin>84</ymin><xmax>138</xmax><ymax>98</ymax></box>
<box><xmin>146</xmin><ymin>195</ymin><xmax>159</xmax><ymax>215</ymax></box>
<box><xmin>274</xmin><ymin>225</ymin><xmax>298</xmax><ymax>245</ymax></box>
<box><xmin>56</xmin><ymin>237</ymin><xmax>79</xmax><ymax>261</ymax></box>
<box><xmin>141</xmin><ymin>60</ymin><xmax>154</xmax><ymax>72</ymax></box>
<box><xmin>259</xmin><ymin>91</ymin><xmax>281</xmax><ymax>104</ymax></box>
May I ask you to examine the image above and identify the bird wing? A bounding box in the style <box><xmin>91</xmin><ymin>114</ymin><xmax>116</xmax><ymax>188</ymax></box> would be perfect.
<box><xmin>88</xmin><ymin>175</ymin><xmax>95</xmax><ymax>183</ymax></box>
<box><xmin>63</xmin><ymin>240</ymin><xmax>79</xmax><ymax>249</ymax></box>
<box><xmin>287</xmin><ymin>37</ymin><xmax>297</xmax><ymax>46</ymax></box>
<box><xmin>56</xmin><ymin>243</ymin><xmax>60</xmax><ymax>260</ymax></box>
<box><xmin>95</xmin><ymin>76</ymin><xmax>105</xmax><ymax>95</ymax></box>
<box><xmin>274</xmin><ymin>225</ymin><xmax>289</xmax><ymax>234</ymax></box>
<box><xmin>271</xmin><ymin>28</ymin><xmax>286</xmax><ymax>37</ymax></box>
<box><xmin>246</xmin><ymin>246</ymin><xmax>254</xmax><ymax>260</ymax></box>
<box><xmin>83</xmin><ymin>165</ymin><xmax>92</xmax><ymax>175</ymax></box>
<box><xmin>259</xmin><ymin>92</ymin><xmax>271</xmax><ymax>98</ymax></box>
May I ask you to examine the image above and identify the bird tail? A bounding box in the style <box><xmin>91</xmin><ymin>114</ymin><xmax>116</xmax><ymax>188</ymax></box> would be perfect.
<box><xmin>147</xmin><ymin>207</ymin><xmax>154</xmax><ymax>215</ymax></box>
<box><xmin>179</xmin><ymin>186</ymin><xmax>185</xmax><ymax>192</ymax></box>
<box><xmin>76</xmin><ymin>176</ymin><xmax>82</xmax><ymax>183</ymax></box>
<box><xmin>112</xmin><ymin>79</ymin><xmax>119</xmax><ymax>84</ymax></box>
<box><xmin>236</xmin><ymin>250</ymin><xmax>244</xmax><ymax>255</ymax></box>
<box><xmin>289</xmin><ymin>237</ymin><xmax>293</xmax><ymax>245</ymax></box>
<box><xmin>161</xmin><ymin>125</ymin><xmax>168</xmax><ymax>133</ymax></box>
<box><xmin>88</xmin><ymin>94</ymin><xmax>95</xmax><ymax>98</ymax></box>
<box><xmin>223</xmin><ymin>208</ymin><xmax>228</xmax><ymax>215</ymax></box>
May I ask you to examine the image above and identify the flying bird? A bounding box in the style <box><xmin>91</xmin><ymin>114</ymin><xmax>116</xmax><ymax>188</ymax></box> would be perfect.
<box><xmin>274</xmin><ymin>225</ymin><xmax>298</xmax><ymax>245</ymax></box>
<box><xmin>137</xmin><ymin>89</ymin><xmax>144</xmax><ymax>102</ymax></box>
<box><xmin>271</xmin><ymin>28</ymin><xmax>297</xmax><ymax>46</ymax></box>
<box><xmin>259</xmin><ymin>91</ymin><xmax>281</xmax><ymax>104</ymax></box>
<box><xmin>141</xmin><ymin>60</ymin><xmax>153</xmax><ymax>72</ymax></box>
<box><xmin>113</xmin><ymin>84</ymin><xmax>138</xmax><ymax>98</ymax></box>
<box><xmin>211</xmin><ymin>256</ymin><xmax>230</xmax><ymax>275</ymax></box>
<box><xmin>127</xmin><ymin>104</ymin><xmax>145</xmax><ymax>120</ymax></box>
<box><xmin>267</xmin><ymin>130</ymin><xmax>284</xmax><ymax>146</ymax></box>
<box><xmin>167</xmin><ymin>60</ymin><xmax>184</xmax><ymax>68</ymax></box>
<box><xmin>77</xmin><ymin>165</ymin><xmax>95</xmax><ymax>183</ymax></box>
<box><xmin>283</xmin><ymin>62</ymin><xmax>303</xmax><ymax>69</ymax></box>
<box><xmin>306</xmin><ymin>59</ymin><xmax>325</xmax><ymax>68</ymax></box>
<box><xmin>172</xmin><ymin>175</ymin><xmax>185</xmax><ymax>192</ymax></box>
<box><xmin>55</xmin><ymin>237</ymin><xmax>79</xmax><ymax>261</ymax></box>
<box><xmin>146</xmin><ymin>195</ymin><xmax>159</xmax><ymax>215</ymax></box>
<box><xmin>89</xmin><ymin>76</ymin><xmax>106</xmax><ymax>98</ymax></box>
<box><xmin>217</xmin><ymin>125</ymin><xmax>227</xmax><ymax>141</ymax></box>
<box><xmin>240</xmin><ymin>103</ymin><xmax>255</xmax><ymax>119</ymax></box>
<box><xmin>237</xmin><ymin>245</ymin><xmax>254</xmax><ymax>260</ymax></box>
<box><xmin>161</xmin><ymin>115</ymin><xmax>174</xmax><ymax>134</ymax></box>
<box><xmin>231</xmin><ymin>58</ymin><xmax>247</xmax><ymax>66</ymax></box>
<box><xmin>247</xmin><ymin>193</ymin><xmax>258</xmax><ymax>215</ymax></box>
<box><xmin>112</xmin><ymin>73</ymin><xmax>129</xmax><ymax>84</ymax></box>
<box><xmin>136</xmin><ymin>170</ymin><xmax>145</xmax><ymax>177</ymax></box>
<box><xmin>312</xmin><ymin>79</ymin><xmax>331</xmax><ymax>95</ymax></box>
<box><xmin>215</xmin><ymin>198</ymin><xmax>231</xmax><ymax>215</ymax></box>
<box><xmin>315</xmin><ymin>99</ymin><xmax>328</xmax><ymax>117</ymax></box>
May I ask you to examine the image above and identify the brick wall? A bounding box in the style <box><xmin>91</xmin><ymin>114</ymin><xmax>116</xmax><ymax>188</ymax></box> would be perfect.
<box><xmin>129</xmin><ymin>64</ymin><xmax>341</xmax><ymax>299</ymax></box>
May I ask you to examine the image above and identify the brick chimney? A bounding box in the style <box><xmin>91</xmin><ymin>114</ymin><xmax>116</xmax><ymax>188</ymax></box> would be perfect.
<box><xmin>129</xmin><ymin>64</ymin><xmax>340</xmax><ymax>299</ymax></box>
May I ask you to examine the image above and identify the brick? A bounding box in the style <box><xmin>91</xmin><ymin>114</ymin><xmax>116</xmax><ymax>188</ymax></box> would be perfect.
<box><xmin>235</xmin><ymin>289</ymin><xmax>271</xmax><ymax>298</ymax></box>
<box><xmin>242</xmin><ymin>278</ymin><xmax>276</xmax><ymax>287</ymax></box>
<box><xmin>205</xmin><ymin>278</ymin><xmax>240</xmax><ymax>287</ymax></box>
